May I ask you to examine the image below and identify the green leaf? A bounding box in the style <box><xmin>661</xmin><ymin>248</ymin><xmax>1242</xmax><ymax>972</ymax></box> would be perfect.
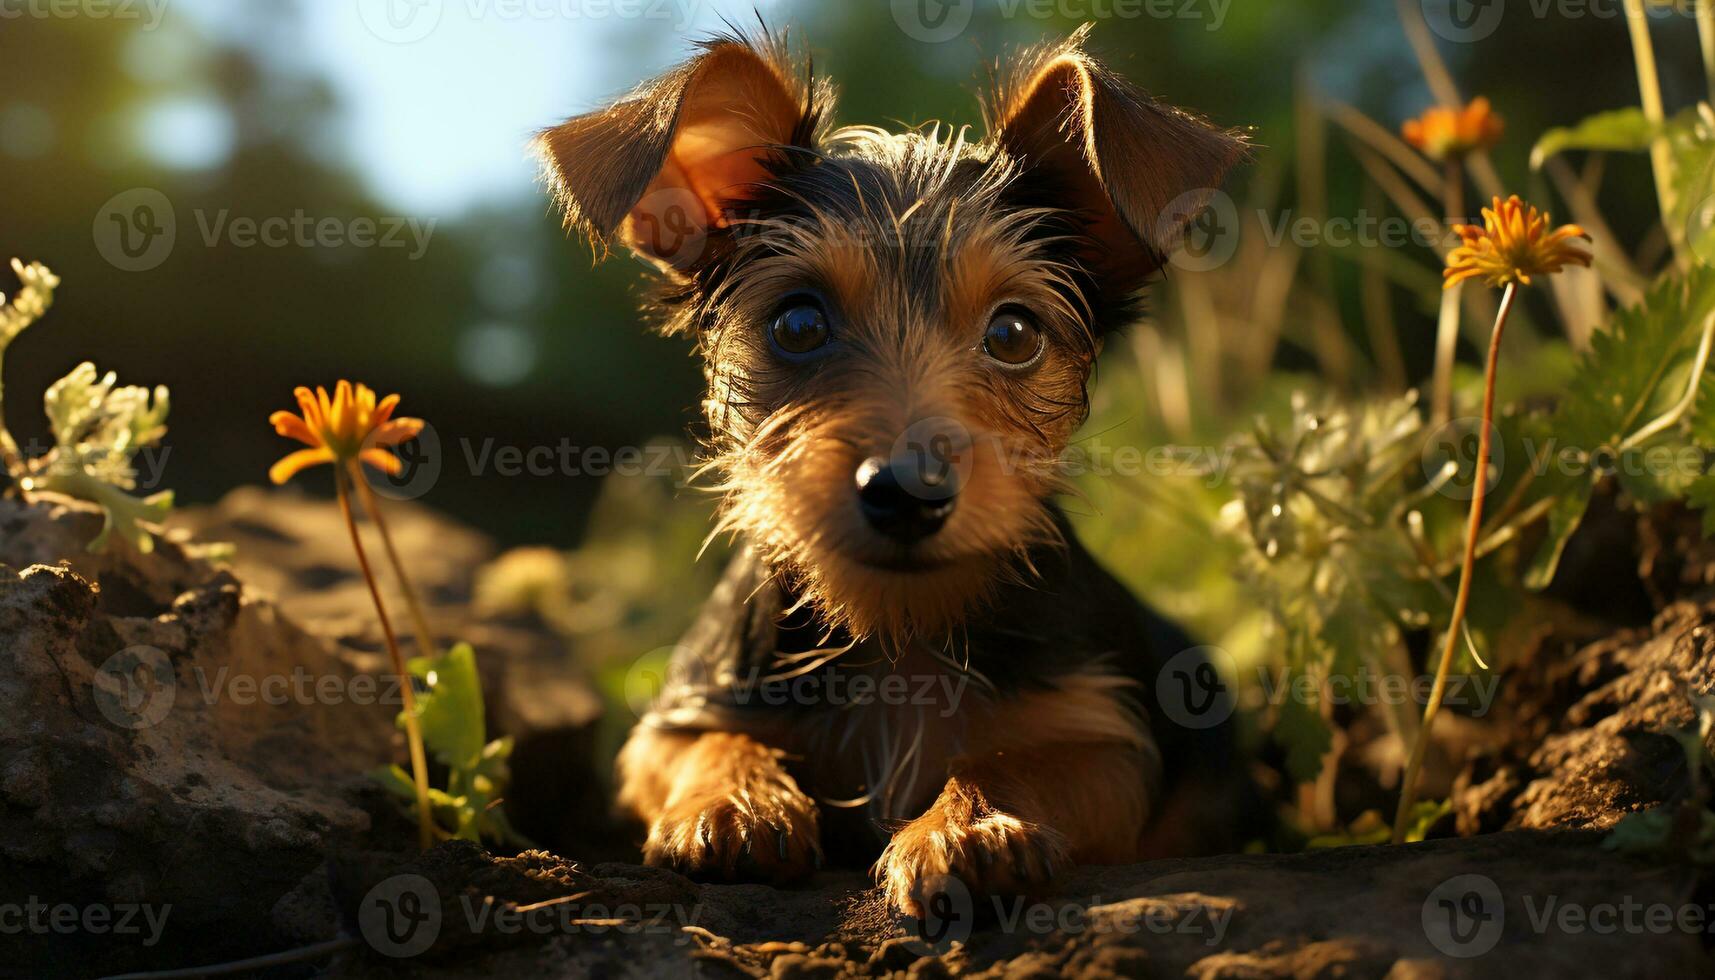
<box><xmin>383</xmin><ymin>644</ymin><xmax>529</xmax><ymax>847</ymax></box>
<box><xmin>1531</xmin><ymin>107</ymin><xmax>1656</xmax><ymax>170</ymax></box>
<box><xmin>1526</xmin><ymin>266</ymin><xmax>1715</xmax><ymax>585</ymax></box>
<box><xmin>1274</xmin><ymin>684</ymin><xmax>1333</xmax><ymax>785</ymax></box>
<box><xmin>1523</xmin><ymin>477</ymin><xmax>1595</xmax><ymax>590</ymax></box>
<box><xmin>30</xmin><ymin>361</ymin><xmax>175</xmax><ymax>552</ymax></box>
<box><xmin>403</xmin><ymin>642</ymin><xmax>487</xmax><ymax>771</ymax></box>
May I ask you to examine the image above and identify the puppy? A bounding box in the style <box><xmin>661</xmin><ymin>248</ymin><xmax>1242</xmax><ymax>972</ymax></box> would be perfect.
<box><xmin>534</xmin><ymin>25</ymin><xmax>1248</xmax><ymax>917</ymax></box>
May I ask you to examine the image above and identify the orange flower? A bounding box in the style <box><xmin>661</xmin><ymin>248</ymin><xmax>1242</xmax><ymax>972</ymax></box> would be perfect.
<box><xmin>269</xmin><ymin>380</ymin><xmax>425</xmax><ymax>485</ymax></box>
<box><xmin>1402</xmin><ymin>98</ymin><xmax>1504</xmax><ymax>162</ymax></box>
<box><xmin>1444</xmin><ymin>196</ymin><xmax>1593</xmax><ymax>290</ymax></box>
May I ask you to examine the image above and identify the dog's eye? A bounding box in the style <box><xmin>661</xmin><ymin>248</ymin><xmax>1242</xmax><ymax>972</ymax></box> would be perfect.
<box><xmin>770</xmin><ymin>300</ymin><xmax>831</xmax><ymax>357</ymax></box>
<box><xmin>982</xmin><ymin>311</ymin><xmax>1043</xmax><ymax>367</ymax></box>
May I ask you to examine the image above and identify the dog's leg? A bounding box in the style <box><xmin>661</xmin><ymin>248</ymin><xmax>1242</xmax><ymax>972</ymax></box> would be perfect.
<box><xmin>616</xmin><ymin>726</ymin><xmax>821</xmax><ymax>882</ymax></box>
<box><xmin>875</xmin><ymin>742</ymin><xmax>1150</xmax><ymax>916</ymax></box>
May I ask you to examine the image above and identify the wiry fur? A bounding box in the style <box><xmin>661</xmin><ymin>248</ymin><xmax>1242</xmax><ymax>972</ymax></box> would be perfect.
<box><xmin>535</xmin><ymin>25</ymin><xmax>1249</xmax><ymax>914</ymax></box>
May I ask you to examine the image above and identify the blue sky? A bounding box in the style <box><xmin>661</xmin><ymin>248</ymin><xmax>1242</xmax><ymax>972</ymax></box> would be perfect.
<box><xmin>173</xmin><ymin>0</ymin><xmax>793</xmax><ymax>216</ymax></box>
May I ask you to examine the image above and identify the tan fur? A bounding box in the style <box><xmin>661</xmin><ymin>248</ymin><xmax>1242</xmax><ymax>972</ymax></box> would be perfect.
<box><xmin>698</xmin><ymin>161</ymin><xmax>1090</xmax><ymax>645</ymax></box>
<box><xmin>617</xmin><ymin>727</ymin><xmax>821</xmax><ymax>883</ymax></box>
<box><xmin>875</xmin><ymin>740</ymin><xmax>1153</xmax><ymax>917</ymax></box>
<box><xmin>541</xmin><ymin>28</ymin><xmax>1247</xmax><ymax>915</ymax></box>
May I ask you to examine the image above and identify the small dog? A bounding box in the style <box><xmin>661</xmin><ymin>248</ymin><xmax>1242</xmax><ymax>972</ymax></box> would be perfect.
<box><xmin>535</xmin><ymin>25</ymin><xmax>1248</xmax><ymax>916</ymax></box>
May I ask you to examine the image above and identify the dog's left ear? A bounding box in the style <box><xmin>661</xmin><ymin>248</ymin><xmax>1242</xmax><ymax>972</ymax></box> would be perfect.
<box><xmin>989</xmin><ymin>27</ymin><xmax>1248</xmax><ymax>295</ymax></box>
<box><xmin>533</xmin><ymin>33</ymin><xmax>825</xmax><ymax>273</ymax></box>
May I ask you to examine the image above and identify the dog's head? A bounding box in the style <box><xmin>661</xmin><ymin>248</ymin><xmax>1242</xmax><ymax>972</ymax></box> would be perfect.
<box><xmin>536</xmin><ymin>27</ymin><xmax>1244</xmax><ymax>645</ymax></box>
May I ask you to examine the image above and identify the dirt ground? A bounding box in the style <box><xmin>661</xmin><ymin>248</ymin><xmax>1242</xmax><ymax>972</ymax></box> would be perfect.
<box><xmin>3</xmin><ymin>491</ymin><xmax>1712</xmax><ymax>978</ymax></box>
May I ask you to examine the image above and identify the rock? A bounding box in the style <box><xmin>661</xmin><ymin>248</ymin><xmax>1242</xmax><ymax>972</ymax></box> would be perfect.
<box><xmin>0</xmin><ymin>494</ymin><xmax>392</xmax><ymax>976</ymax></box>
<box><xmin>175</xmin><ymin>487</ymin><xmax>608</xmax><ymax>853</ymax></box>
<box><xmin>1455</xmin><ymin>595</ymin><xmax>1715</xmax><ymax>835</ymax></box>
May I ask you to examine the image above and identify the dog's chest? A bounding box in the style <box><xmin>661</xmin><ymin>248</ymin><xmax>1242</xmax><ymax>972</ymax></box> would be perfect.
<box><xmin>778</xmin><ymin>642</ymin><xmax>990</xmax><ymax>828</ymax></box>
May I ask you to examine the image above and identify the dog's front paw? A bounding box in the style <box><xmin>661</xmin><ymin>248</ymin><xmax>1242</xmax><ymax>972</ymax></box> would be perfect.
<box><xmin>643</xmin><ymin>783</ymin><xmax>821</xmax><ymax>884</ymax></box>
<box><xmin>876</xmin><ymin>790</ymin><xmax>1070</xmax><ymax>918</ymax></box>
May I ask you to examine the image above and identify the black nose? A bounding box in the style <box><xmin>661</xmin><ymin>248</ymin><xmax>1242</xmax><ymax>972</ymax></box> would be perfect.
<box><xmin>855</xmin><ymin>456</ymin><xmax>957</xmax><ymax>543</ymax></box>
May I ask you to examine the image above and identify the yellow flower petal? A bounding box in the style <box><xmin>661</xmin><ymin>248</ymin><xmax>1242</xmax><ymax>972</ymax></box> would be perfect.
<box><xmin>269</xmin><ymin>380</ymin><xmax>426</xmax><ymax>482</ymax></box>
<box><xmin>370</xmin><ymin>418</ymin><xmax>425</xmax><ymax>448</ymax></box>
<box><xmin>270</xmin><ymin>411</ymin><xmax>318</xmax><ymax>447</ymax></box>
<box><xmin>269</xmin><ymin>447</ymin><xmax>336</xmax><ymax>485</ymax></box>
<box><xmin>359</xmin><ymin>447</ymin><xmax>404</xmax><ymax>475</ymax></box>
<box><xmin>1443</xmin><ymin>195</ymin><xmax>1591</xmax><ymax>290</ymax></box>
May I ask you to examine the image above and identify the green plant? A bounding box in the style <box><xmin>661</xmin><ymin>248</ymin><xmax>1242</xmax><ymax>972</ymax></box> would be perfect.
<box><xmin>375</xmin><ymin>643</ymin><xmax>527</xmax><ymax>845</ymax></box>
<box><xmin>2</xmin><ymin>260</ymin><xmax>176</xmax><ymax>552</ymax></box>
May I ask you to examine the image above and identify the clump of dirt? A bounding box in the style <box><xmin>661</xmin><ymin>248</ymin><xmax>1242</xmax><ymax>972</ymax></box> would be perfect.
<box><xmin>1454</xmin><ymin>593</ymin><xmax>1715</xmax><ymax>835</ymax></box>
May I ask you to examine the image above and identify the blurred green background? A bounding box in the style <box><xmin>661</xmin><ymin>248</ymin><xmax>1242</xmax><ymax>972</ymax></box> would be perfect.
<box><xmin>0</xmin><ymin>0</ymin><xmax>1701</xmax><ymax>639</ymax></box>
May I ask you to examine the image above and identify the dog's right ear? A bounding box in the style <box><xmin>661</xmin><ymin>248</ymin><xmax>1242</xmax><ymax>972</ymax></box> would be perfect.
<box><xmin>533</xmin><ymin>34</ymin><xmax>825</xmax><ymax>273</ymax></box>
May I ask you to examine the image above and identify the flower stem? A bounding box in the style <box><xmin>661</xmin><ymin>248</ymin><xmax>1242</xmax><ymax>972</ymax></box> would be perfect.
<box><xmin>1431</xmin><ymin>160</ymin><xmax>1466</xmax><ymax>426</ymax></box>
<box><xmin>351</xmin><ymin>467</ymin><xmax>439</xmax><ymax>660</ymax></box>
<box><xmin>336</xmin><ymin>465</ymin><xmax>434</xmax><ymax>851</ymax></box>
<box><xmin>1624</xmin><ymin>0</ymin><xmax>1684</xmax><ymax>264</ymax></box>
<box><xmin>0</xmin><ymin>354</ymin><xmax>27</xmax><ymax>487</ymax></box>
<box><xmin>1393</xmin><ymin>282</ymin><xmax>1516</xmax><ymax>845</ymax></box>
<box><xmin>1700</xmin><ymin>0</ymin><xmax>1715</xmax><ymax>106</ymax></box>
